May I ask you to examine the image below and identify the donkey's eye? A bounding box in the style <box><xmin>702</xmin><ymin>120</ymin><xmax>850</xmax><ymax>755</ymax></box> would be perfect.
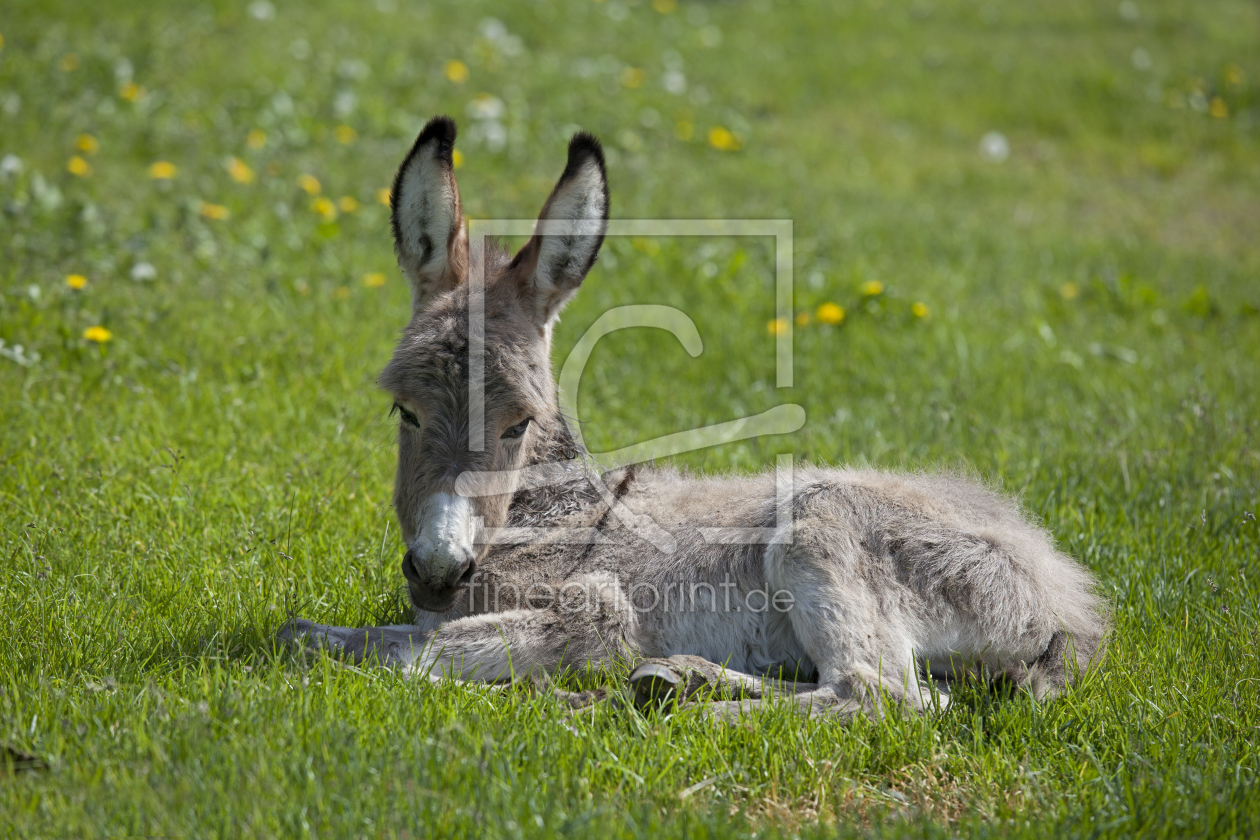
<box><xmin>391</xmin><ymin>402</ymin><xmax>420</xmax><ymax>428</ymax></box>
<box><xmin>501</xmin><ymin>417</ymin><xmax>533</xmax><ymax>440</ymax></box>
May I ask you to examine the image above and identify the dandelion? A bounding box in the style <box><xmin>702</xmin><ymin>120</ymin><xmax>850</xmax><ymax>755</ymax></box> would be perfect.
<box><xmin>1224</xmin><ymin>64</ymin><xmax>1244</xmax><ymax>86</ymax></box>
<box><xmin>362</xmin><ymin>272</ymin><xmax>387</xmax><ymax>288</ymax></box>
<box><xmin>445</xmin><ymin>59</ymin><xmax>470</xmax><ymax>84</ymax></box>
<box><xmin>707</xmin><ymin>126</ymin><xmax>741</xmax><ymax>151</ymax></box>
<box><xmin>912</xmin><ymin>301</ymin><xmax>930</xmax><ymax>318</ymax></box>
<box><xmin>1209</xmin><ymin>97</ymin><xmax>1228</xmax><ymax>118</ymax></box>
<box><xmin>312</xmin><ymin>196</ymin><xmax>337</xmax><ymax>220</ymax></box>
<box><xmin>118</xmin><ymin>81</ymin><xmax>143</xmax><ymax>102</ymax></box>
<box><xmin>198</xmin><ymin>201</ymin><xmax>230</xmax><ymax>220</ymax></box>
<box><xmin>652</xmin><ymin>0</ymin><xmax>677</xmax><ymax>12</ymax></box>
<box><xmin>335</xmin><ymin>125</ymin><xmax>358</xmax><ymax>144</ymax></box>
<box><xmin>337</xmin><ymin>195</ymin><xmax>359</xmax><ymax>213</ymax></box>
<box><xmin>675</xmin><ymin>120</ymin><xmax>694</xmax><ymax>141</ymax></box>
<box><xmin>795</xmin><ymin>311</ymin><xmax>811</xmax><ymax>327</ymax></box>
<box><xmin>620</xmin><ymin>67</ymin><xmax>645</xmax><ymax>89</ymax></box>
<box><xmin>60</xmin><ymin>53</ymin><xmax>80</xmax><ymax>72</ymax></box>
<box><xmin>1060</xmin><ymin>282</ymin><xmax>1079</xmax><ymax>300</ymax></box>
<box><xmin>66</xmin><ymin>156</ymin><xmax>92</xmax><ymax>177</ymax></box>
<box><xmin>247</xmin><ymin>129</ymin><xmax>267</xmax><ymax>149</ymax></box>
<box><xmin>452</xmin><ymin>149</ymin><xmax>464</xmax><ymax>169</ymax></box>
<box><xmin>767</xmin><ymin>317</ymin><xmax>789</xmax><ymax>336</ymax></box>
<box><xmin>298</xmin><ymin>173</ymin><xmax>322</xmax><ymax>195</ymax></box>
<box><xmin>859</xmin><ymin>280</ymin><xmax>884</xmax><ymax>296</ymax></box>
<box><xmin>816</xmin><ymin>302</ymin><xmax>845</xmax><ymax>325</ymax></box>
<box><xmin>83</xmin><ymin>326</ymin><xmax>112</xmax><ymax>343</ymax></box>
<box><xmin>227</xmin><ymin>157</ymin><xmax>255</xmax><ymax>184</ymax></box>
<box><xmin>332</xmin><ymin>285</ymin><xmax>352</xmax><ymax>299</ymax></box>
<box><xmin>149</xmin><ymin>161</ymin><xmax>177</xmax><ymax>179</ymax></box>
<box><xmin>376</xmin><ymin>187</ymin><xmax>391</xmax><ymax>206</ymax></box>
<box><xmin>66</xmin><ymin>274</ymin><xmax>88</xmax><ymax>290</ymax></box>
<box><xmin>76</xmin><ymin>134</ymin><xmax>100</xmax><ymax>155</ymax></box>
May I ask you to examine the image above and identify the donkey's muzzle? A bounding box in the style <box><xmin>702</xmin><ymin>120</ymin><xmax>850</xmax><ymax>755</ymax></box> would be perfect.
<box><xmin>402</xmin><ymin>548</ymin><xmax>476</xmax><ymax>612</ymax></box>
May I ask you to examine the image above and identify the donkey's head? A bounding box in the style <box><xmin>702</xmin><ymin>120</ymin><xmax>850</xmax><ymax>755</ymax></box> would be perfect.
<box><xmin>379</xmin><ymin>116</ymin><xmax>608</xmax><ymax>612</ymax></box>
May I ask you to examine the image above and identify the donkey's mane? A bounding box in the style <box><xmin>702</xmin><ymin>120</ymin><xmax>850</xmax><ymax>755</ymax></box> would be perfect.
<box><xmin>505</xmin><ymin>414</ymin><xmax>605</xmax><ymax>528</ymax></box>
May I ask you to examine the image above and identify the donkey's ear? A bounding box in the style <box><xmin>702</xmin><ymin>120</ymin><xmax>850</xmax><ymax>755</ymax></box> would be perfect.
<box><xmin>512</xmin><ymin>132</ymin><xmax>609</xmax><ymax>329</ymax></box>
<box><xmin>390</xmin><ymin>116</ymin><xmax>468</xmax><ymax>312</ymax></box>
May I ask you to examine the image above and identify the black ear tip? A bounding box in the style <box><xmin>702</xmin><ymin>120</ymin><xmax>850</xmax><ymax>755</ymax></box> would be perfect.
<box><xmin>412</xmin><ymin>115</ymin><xmax>458</xmax><ymax>166</ymax></box>
<box><xmin>418</xmin><ymin>115</ymin><xmax>457</xmax><ymax>146</ymax></box>
<box><xmin>567</xmin><ymin>131</ymin><xmax>606</xmax><ymax>172</ymax></box>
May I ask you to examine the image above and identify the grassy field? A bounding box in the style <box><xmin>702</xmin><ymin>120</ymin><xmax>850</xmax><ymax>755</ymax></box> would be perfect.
<box><xmin>2</xmin><ymin>0</ymin><xmax>1259</xmax><ymax>836</ymax></box>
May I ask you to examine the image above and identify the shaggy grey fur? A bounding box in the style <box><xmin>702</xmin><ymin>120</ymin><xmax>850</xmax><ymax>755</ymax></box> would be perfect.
<box><xmin>279</xmin><ymin>117</ymin><xmax>1108</xmax><ymax>717</ymax></box>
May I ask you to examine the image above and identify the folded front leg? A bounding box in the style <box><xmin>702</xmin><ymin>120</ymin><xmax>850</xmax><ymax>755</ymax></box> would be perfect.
<box><xmin>278</xmin><ymin>619</ymin><xmax>433</xmax><ymax>669</ymax></box>
<box><xmin>417</xmin><ymin>572</ymin><xmax>637</xmax><ymax>681</ymax></box>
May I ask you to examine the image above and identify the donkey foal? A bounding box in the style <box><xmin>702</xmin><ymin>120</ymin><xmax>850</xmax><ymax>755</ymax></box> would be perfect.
<box><xmin>279</xmin><ymin>116</ymin><xmax>1108</xmax><ymax>719</ymax></box>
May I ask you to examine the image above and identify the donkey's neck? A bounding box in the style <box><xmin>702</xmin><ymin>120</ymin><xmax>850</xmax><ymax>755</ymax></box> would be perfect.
<box><xmin>506</xmin><ymin>413</ymin><xmax>600</xmax><ymax>528</ymax></box>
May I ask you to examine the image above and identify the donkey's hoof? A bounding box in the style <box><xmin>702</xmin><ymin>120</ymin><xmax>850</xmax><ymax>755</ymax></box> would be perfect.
<box><xmin>629</xmin><ymin>660</ymin><xmax>682</xmax><ymax>708</ymax></box>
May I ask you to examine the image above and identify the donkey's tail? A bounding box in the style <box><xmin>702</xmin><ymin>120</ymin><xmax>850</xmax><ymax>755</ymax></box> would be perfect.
<box><xmin>1000</xmin><ymin>624</ymin><xmax>1107</xmax><ymax>700</ymax></box>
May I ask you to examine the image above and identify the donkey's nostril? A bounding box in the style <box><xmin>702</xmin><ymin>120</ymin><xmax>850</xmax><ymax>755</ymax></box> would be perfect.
<box><xmin>457</xmin><ymin>558</ymin><xmax>477</xmax><ymax>586</ymax></box>
<box><xmin>401</xmin><ymin>549</ymin><xmax>421</xmax><ymax>583</ymax></box>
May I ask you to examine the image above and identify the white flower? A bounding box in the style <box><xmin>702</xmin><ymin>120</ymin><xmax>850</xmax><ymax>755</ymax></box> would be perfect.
<box><xmin>248</xmin><ymin>1</ymin><xmax>275</xmax><ymax>21</ymax></box>
<box><xmin>979</xmin><ymin>131</ymin><xmax>1010</xmax><ymax>163</ymax></box>
<box><xmin>467</xmin><ymin>94</ymin><xmax>505</xmax><ymax>121</ymax></box>
<box><xmin>131</xmin><ymin>261</ymin><xmax>157</xmax><ymax>281</ymax></box>
<box><xmin>0</xmin><ymin>154</ymin><xmax>22</xmax><ymax>176</ymax></box>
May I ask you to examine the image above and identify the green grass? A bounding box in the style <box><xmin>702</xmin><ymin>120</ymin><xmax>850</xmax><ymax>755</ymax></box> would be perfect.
<box><xmin>2</xmin><ymin>0</ymin><xmax>1259</xmax><ymax>836</ymax></box>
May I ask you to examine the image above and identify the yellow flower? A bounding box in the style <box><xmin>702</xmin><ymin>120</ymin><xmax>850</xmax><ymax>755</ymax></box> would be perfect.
<box><xmin>298</xmin><ymin>173</ymin><xmax>322</xmax><ymax>195</ymax></box>
<box><xmin>444</xmin><ymin>59</ymin><xmax>469</xmax><ymax>84</ymax></box>
<box><xmin>1209</xmin><ymin>97</ymin><xmax>1229</xmax><ymax>118</ymax></box>
<box><xmin>76</xmin><ymin>134</ymin><xmax>100</xmax><ymax>155</ymax></box>
<box><xmin>119</xmin><ymin>81</ymin><xmax>143</xmax><ymax>102</ymax></box>
<box><xmin>652</xmin><ymin>0</ymin><xmax>677</xmax><ymax>12</ymax></box>
<box><xmin>59</xmin><ymin>53</ymin><xmax>80</xmax><ymax>72</ymax></box>
<box><xmin>911</xmin><ymin>301</ymin><xmax>930</xmax><ymax>319</ymax></box>
<box><xmin>362</xmin><ymin>272</ymin><xmax>387</xmax><ymax>288</ymax></box>
<box><xmin>767</xmin><ymin>317</ymin><xmax>789</xmax><ymax>336</ymax></box>
<box><xmin>198</xmin><ymin>202</ymin><xmax>230</xmax><ymax>220</ymax></box>
<box><xmin>227</xmin><ymin>157</ymin><xmax>255</xmax><ymax>184</ymax></box>
<box><xmin>816</xmin><ymin>302</ymin><xmax>845</xmax><ymax>325</ymax></box>
<box><xmin>859</xmin><ymin>280</ymin><xmax>884</xmax><ymax>296</ymax></box>
<box><xmin>312</xmin><ymin>196</ymin><xmax>337</xmax><ymax>220</ymax></box>
<box><xmin>149</xmin><ymin>161</ymin><xmax>177</xmax><ymax>179</ymax></box>
<box><xmin>675</xmin><ymin>120</ymin><xmax>694</xmax><ymax>141</ymax></box>
<box><xmin>332</xmin><ymin>285</ymin><xmax>352</xmax><ymax>300</ymax></box>
<box><xmin>708</xmin><ymin>126</ymin><xmax>741</xmax><ymax>151</ymax></box>
<box><xmin>1224</xmin><ymin>64</ymin><xmax>1244</xmax><ymax>86</ymax></box>
<box><xmin>620</xmin><ymin>67</ymin><xmax>645</xmax><ymax>89</ymax></box>
<box><xmin>66</xmin><ymin>274</ymin><xmax>88</xmax><ymax>290</ymax></box>
<box><xmin>795</xmin><ymin>311</ymin><xmax>811</xmax><ymax>327</ymax></box>
<box><xmin>337</xmin><ymin>196</ymin><xmax>359</xmax><ymax>213</ymax></box>
<box><xmin>377</xmin><ymin>187</ymin><xmax>392</xmax><ymax>206</ymax></box>
<box><xmin>0</xmin><ymin>32</ymin><xmax>5</xmax><ymax>50</ymax></box>
<box><xmin>247</xmin><ymin>129</ymin><xmax>267</xmax><ymax>149</ymax></box>
<box><xmin>83</xmin><ymin>325</ymin><xmax>112</xmax><ymax>343</ymax></box>
<box><xmin>66</xmin><ymin>156</ymin><xmax>92</xmax><ymax>177</ymax></box>
<box><xmin>335</xmin><ymin>125</ymin><xmax>358</xmax><ymax>145</ymax></box>
<box><xmin>452</xmin><ymin>149</ymin><xmax>464</xmax><ymax>169</ymax></box>
<box><xmin>1060</xmin><ymin>282</ymin><xmax>1079</xmax><ymax>300</ymax></box>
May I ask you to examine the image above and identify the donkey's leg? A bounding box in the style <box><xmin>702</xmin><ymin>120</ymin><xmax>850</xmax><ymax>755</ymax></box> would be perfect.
<box><xmin>277</xmin><ymin>619</ymin><xmax>437</xmax><ymax>669</ymax></box>
<box><xmin>413</xmin><ymin>572</ymin><xmax>636</xmax><ymax>683</ymax></box>
<box><xmin>628</xmin><ymin>655</ymin><xmax>817</xmax><ymax>705</ymax></box>
<box><xmin>763</xmin><ymin>520</ymin><xmax>947</xmax><ymax>716</ymax></box>
<box><xmin>627</xmin><ymin>655</ymin><xmax>863</xmax><ymax>718</ymax></box>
